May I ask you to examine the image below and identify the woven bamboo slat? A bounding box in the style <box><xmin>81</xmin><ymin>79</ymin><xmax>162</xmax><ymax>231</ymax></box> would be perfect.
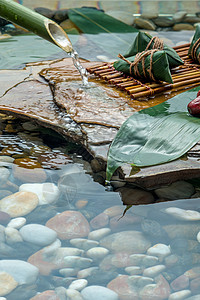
<box><xmin>86</xmin><ymin>44</ymin><xmax>200</xmax><ymax>100</ymax></box>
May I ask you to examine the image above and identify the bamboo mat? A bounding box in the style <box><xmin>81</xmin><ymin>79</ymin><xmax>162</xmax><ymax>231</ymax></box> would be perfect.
<box><xmin>87</xmin><ymin>43</ymin><xmax>200</xmax><ymax>100</ymax></box>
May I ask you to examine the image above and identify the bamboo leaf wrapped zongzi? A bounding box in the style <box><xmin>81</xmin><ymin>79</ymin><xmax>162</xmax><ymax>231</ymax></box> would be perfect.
<box><xmin>124</xmin><ymin>32</ymin><xmax>183</xmax><ymax>68</ymax></box>
<box><xmin>113</xmin><ymin>50</ymin><xmax>173</xmax><ymax>83</ymax></box>
<box><xmin>188</xmin><ymin>24</ymin><xmax>200</xmax><ymax>63</ymax></box>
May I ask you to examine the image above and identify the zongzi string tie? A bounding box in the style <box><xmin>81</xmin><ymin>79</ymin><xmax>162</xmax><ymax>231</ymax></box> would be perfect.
<box><xmin>191</xmin><ymin>37</ymin><xmax>200</xmax><ymax>63</ymax></box>
<box><xmin>118</xmin><ymin>49</ymin><xmax>159</xmax><ymax>82</ymax></box>
<box><xmin>146</xmin><ymin>36</ymin><xmax>164</xmax><ymax>51</ymax></box>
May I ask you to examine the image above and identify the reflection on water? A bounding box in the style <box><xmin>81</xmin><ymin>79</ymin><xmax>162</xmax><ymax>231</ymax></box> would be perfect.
<box><xmin>0</xmin><ymin>116</ymin><xmax>200</xmax><ymax>299</ymax></box>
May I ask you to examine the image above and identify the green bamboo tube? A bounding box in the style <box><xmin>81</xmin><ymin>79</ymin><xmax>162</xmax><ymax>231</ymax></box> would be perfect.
<box><xmin>0</xmin><ymin>0</ymin><xmax>72</xmax><ymax>52</ymax></box>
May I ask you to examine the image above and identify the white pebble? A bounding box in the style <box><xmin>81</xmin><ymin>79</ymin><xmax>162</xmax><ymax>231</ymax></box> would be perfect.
<box><xmin>143</xmin><ymin>265</ymin><xmax>166</xmax><ymax>277</ymax></box>
<box><xmin>66</xmin><ymin>289</ymin><xmax>83</xmax><ymax>300</ymax></box>
<box><xmin>129</xmin><ymin>254</ymin><xmax>159</xmax><ymax>266</ymax></box>
<box><xmin>4</xmin><ymin>227</ymin><xmax>23</xmax><ymax>244</ymax></box>
<box><xmin>19</xmin><ymin>224</ymin><xmax>57</xmax><ymax>246</ymax></box>
<box><xmin>19</xmin><ymin>182</ymin><xmax>60</xmax><ymax>205</ymax></box>
<box><xmin>7</xmin><ymin>217</ymin><xmax>26</xmax><ymax>229</ymax></box>
<box><xmin>69</xmin><ymin>279</ymin><xmax>88</xmax><ymax>291</ymax></box>
<box><xmin>86</xmin><ymin>247</ymin><xmax>109</xmax><ymax>260</ymax></box>
<box><xmin>64</xmin><ymin>256</ymin><xmax>92</xmax><ymax>269</ymax></box>
<box><xmin>197</xmin><ymin>231</ymin><xmax>200</xmax><ymax>243</ymax></box>
<box><xmin>125</xmin><ymin>266</ymin><xmax>142</xmax><ymax>275</ymax></box>
<box><xmin>59</xmin><ymin>268</ymin><xmax>78</xmax><ymax>277</ymax></box>
<box><xmin>88</xmin><ymin>228</ymin><xmax>111</xmax><ymax>240</ymax></box>
<box><xmin>77</xmin><ymin>267</ymin><xmax>98</xmax><ymax>279</ymax></box>
<box><xmin>168</xmin><ymin>289</ymin><xmax>191</xmax><ymax>300</ymax></box>
<box><xmin>164</xmin><ymin>207</ymin><xmax>200</xmax><ymax>221</ymax></box>
<box><xmin>128</xmin><ymin>275</ymin><xmax>154</xmax><ymax>288</ymax></box>
<box><xmin>147</xmin><ymin>244</ymin><xmax>171</xmax><ymax>261</ymax></box>
<box><xmin>70</xmin><ymin>238</ymin><xmax>99</xmax><ymax>251</ymax></box>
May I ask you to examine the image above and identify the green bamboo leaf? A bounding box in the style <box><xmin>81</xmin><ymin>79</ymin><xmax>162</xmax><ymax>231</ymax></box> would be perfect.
<box><xmin>68</xmin><ymin>7</ymin><xmax>138</xmax><ymax>34</ymax></box>
<box><xmin>106</xmin><ymin>86</ymin><xmax>200</xmax><ymax>180</ymax></box>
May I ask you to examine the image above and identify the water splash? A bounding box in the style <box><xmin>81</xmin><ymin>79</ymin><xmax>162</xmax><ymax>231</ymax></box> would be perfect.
<box><xmin>69</xmin><ymin>48</ymin><xmax>89</xmax><ymax>86</ymax></box>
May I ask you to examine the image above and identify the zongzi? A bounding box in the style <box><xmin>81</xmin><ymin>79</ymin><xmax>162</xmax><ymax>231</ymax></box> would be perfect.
<box><xmin>188</xmin><ymin>24</ymin><xmax>200</xmax><ymax>63</ymax></box>
<box><xmin>124</xmin><ymin>31</ymin><xmax>183</xmax><ymax>68</ymax></box>
<box><xmin>113</xmin><ymin>50</ymin><xmax>173</xmax><ymax>83</ymax></box>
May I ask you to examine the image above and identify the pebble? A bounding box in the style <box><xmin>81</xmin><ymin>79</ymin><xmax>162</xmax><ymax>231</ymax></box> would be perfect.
<box><xmin>184</xmin><ymin>266</ymin><xmax>200</xmax><ymax>279</ymax></box>
<box><xmin>69</xmin><ymin>279</ymin><xmax>88</xmax><ymax>291</ymax></box>
<box><xmin>106</xmin><ymin>10</ymin><xmax>134</xmax><ymax>26</ymax></box>
<box><xmin>190</xmin><ymin>276</ymin><xmax>200</xmax><ymax>294</ymax></box>
<box><xmin>19</xmin><ymin>224</ymin><xmax>57</xmax><ymax>246</ymax></box>
<box><xmin>66</xmin><ymin>288</ymin><xmax>83</xmax><ymax>300</ymax></box>
<box><xmin>30</xmin><ymin>290</ymin><xmax>60</xmax><ymax>300</ymax></box>
<box><xmin>173</xmin><ymin>11</ymin><xmax>187</xmax><ymax>22</ymax></box>
<box><xmin>70</xmin><ymin>238</ymin><xmax>99</xmax><ymax>251</ymax></box>
<box><xmin>90</xmin><ymin>213</ymin><xmax>109</xmax><ymax>229</ymax></box>
<box><xmin>77</xmin><ymin>267</ymin><xmax>99</xmax><ymax>279</ymax></box>
<box><xmin>103</xmin><ymin>206</ymin><xmax>124</xmax><ymax>218</ymax></box>
<box><xmin>170</xmin><ymin>274</ymin><xmax>189</xmax><ymax>291</ymax></box>
<box><xmin>0</xmin><ymin>260</ymin><xmax>39</xmax><ymax>285</ymax></box>
<box><xmin>12</xmin><ymin>160</ymin><xmax>47</xmax><ymax>183</ymax></box>
<box><xmin>173</xmin><ymin>23</ymin><xmax>194</xmax><ymax>30</ymax></box>
<box><xmin>110</xmin><ymin>214</ymin><xmax>141</xmax><ymax>231</ymax></box>
<box><xmin>0</xmin><ymin>191</ymin><xmax>39</xmax><ymax>217</ymax></box>
<box><xmin>46</xmin><ymin>211</ymin><xmax>90</xmax><ymax>240</ymax></box>
<box><xmin>125</xmin><ymin>266</ymin><xmax>142</xmax><ymax>275</ymax></box>
<box><xmin>0</xmin><ymin>225</ymin><xmax>5</xmax><ymax>243</ymax></box>
<box><xmin>147</xmin><ymin>243</ymin><xmax>171</xmax><ymax>261</ymax></box>
<box><xmin>4</xmin><ymin>227</ymin><xmax>23</xmax><ymax>244</ymax></box>
<box><xmin>196</xmin><ymin>231</ymin><xmax>200</xmax><ymax>243</ymax></box>
<box><xmin>134</xmin><ymin>17</ymin><xmax>156</xmax><ymax>30</ymax></box>
<box><xmin>0</xmin><ymin>167</ymin><xmax>10</xmax><ymax>185</ymax></box>
<box><xmin>129</xmin><ymin>254</ymin><xmax>159</xmax><ymax>267</ymax></box>
<box><xmin>19</xmin><ymin>182</ymin><xmax>60</xmax><ymax>205</ymax></box>
<box><xmin>165</xmin><ymin>207</ymin><xmax>200</xmax><ymax>221</ymax></box>
<box><xmin>100</xmin><ymin>252</ymin><xmax>130</xmax><ymax>270</ymax></box>
<box><xmin>7</xmin><ymin>217</ymin><xmax>26</xmax><ymax>229</ymax></box>
<box><xmin>81</xmin><ymin>285</ymin><xmax>119</xmax><ymax>300</ymax></box>
<box><xmin>59</xmin><ymin>268</ymin><xmax>78</xmax><ymax>277</ymax></box>
<box><xmin>168</xmin><ymin>290</ymin><xmax>191</xmax><ymax>300</ymax></box>
<box><xmin>0</xmin><ymin>271</ymin><xmax>18</xmax><ymax>296</ymax></box>
<box><xmin>128</xmin><ymin>275</ymin><xmax>154</xmax><ymax>288</ymax></box>
<box><xmin>64</xmin><ymin>256</ymin><xmax>93</xmax><ymax>269</ymax></box>
<box><xmin>155</xmin><ymin>181</ymin><xmax>195</xmax><ymax>200</ymax></box>
<box><xmin>100</xmin><ymin>231</ymin><xmax>151</xmax><ymax>254</ymax></box>
<box><xmin>143</xmin><ymin>265</ymin><xmax>166</xmax><ymax>277</ymax></box>
<box><xmin>164</xmin><ymin>224</ymin><xmax>200</xmax><ymax>240</ymax></box>
<box><xmin>86</xmin><ymin>247</ymin><xmax>109</xmax><ymax>260</ymax></box>
<box><xmin>88</xmin><ymin>228</ymin><xmax>111</xmax><ymax>241</ymax></box>
<box><xmin>139</xmin><ymin>275</ymin><xmax>170</xmax><ymax>300</ymax></box>
<box><xmin>107</xmin><ymin>275</ymin><xmax>138</xmax><ymax>299</ymax></box>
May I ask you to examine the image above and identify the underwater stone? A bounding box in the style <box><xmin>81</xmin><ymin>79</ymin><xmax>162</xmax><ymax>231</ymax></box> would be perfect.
<box><xmin>81</xmin><ymin>285</ymin><xmax>119</xmax><ymax>300</ymax></box>
<box><xmin>0</xmin><ymin>271</ymin><xmax>18</xmax><ymax>296</ymax></box>
<box><xmin>168</xmin><ymin>290</ymin><xmax>191</xmax><ymax>300</ymax></box>
<box><xmin>139</xmin><ymin>275</ymin><xmax>170</xmax><ymax>300</ymax></box>
<box><xmin>7</xmin><ymin>217</ymin><xmax>26</xmax><ymax>229</ymax></box>
<box><xmin>164</xmin><ymin>207</ymin><xmax>200</xmax><ymax>221</ymax></box>
<box><xmin>128</xmin><ymin>275</ymin><xmax>154</xmax><ymax>289</ymax></box>
<box><xmin>107</xmin><ymin>275</ymin><xmax>138</xmax><ymax>299</ymax></box>
<box><xmin>4</xmin><ymin>227</ymin><xmax>23</xmax><ymax>244</ymax></box>
<box><xmin>100</xmin><ymin>231</ymin><xmax>151</xmax><ymax>254</ymax></box>
<box><xmin>88</xmin><ymin>228</ymin><xmax>111</xmax><ymax>241</ymax></box>
<box><xmin>125</xmin><ymin>266</ymin><xmax>142</xmax><ymax>276</ymax></box>
<box><xmin>90</xmin><ymin>213</ymin><xmax>109</xmax><ymax>229</ymax></box>
<box><xmin>30</xmin><ymin>290</ymin><xmax>60</xmax><ymax>300</ymax></box>
<box><xmin>0</xmin><ymin>260</ymin><xmax>39</xmax><ymax>285</ymax></box>
<box><xmin>86</xmin><ymin>247</ymin><xmax>109</xmax><ymax>260</ymax></box>
<box><xmin>59</xmin><ymin>268</ymin><xmax>78</xmax><ymax>277</ymax></box>
<box><xmin>0</xmin><ymin>167</ymin><xmax>10</xmax><ymax>185</ymax></box>
<box><xmin>69</xmin><ymin>279</ymin><xmax>88</xmax><ymax>291</ymax></box>
<box><xmin>19</xmin><ymin>183</ymin><xmax>60</xmax><ymax>205</ymax></box>
<box><xmin>0</xmin><ymin>191</ymin><xmax>39</xmax><ymax>217</ymax></box>
<box><xmin>46</xmin><ymin>211</ymin><xmax>90</xmax><ymax>240</ymax></box>
<box><xmin>170</xmin><ymin>274</ymin><xmax>189</xmax><ymax>292</ymax></box>
<box><xmin>143</xmin><ymin>265</ymin><xmax>166</xmax><ymax>278</ymax></box>
<box><xmin>19</xmin><ymin>224</ymin><xmax>57</xmax><ymax>246</ymax></box>
<box><xmin>66</xmin><ymin>288</ymin><xmax>83</xmax><ymax>300</ymax></box>
<box><xmin>70</xmin><ymin>238</ymin><xmax>99</xmax><ymax>251</ymax></box>
<box><xmin>147</xmin><ymin>244</ymin><xmax>171</xmax><ymax>261</ymax></box>
<box><xmin>63</xmin><ymin>256</ymin><xmax>93</xmax><ymax>269</ymax></box>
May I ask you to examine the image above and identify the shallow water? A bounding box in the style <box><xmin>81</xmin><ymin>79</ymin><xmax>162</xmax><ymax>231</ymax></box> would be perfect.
<box><xmin>1</xmin><ymin>31</ymin><xmax>200</xmax><ymax>299</ymax></box>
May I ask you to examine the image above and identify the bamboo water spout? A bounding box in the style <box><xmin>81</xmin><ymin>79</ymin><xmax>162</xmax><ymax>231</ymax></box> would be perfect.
<box><xmin>0</xmin><ymin>0</ymin><xmax>72</xmax><ymax>53</ymax></box>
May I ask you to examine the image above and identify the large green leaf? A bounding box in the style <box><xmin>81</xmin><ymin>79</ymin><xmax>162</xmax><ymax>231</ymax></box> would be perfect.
<box><xmin>106</xmin><ymin>86</ymin><xmax>200</xmax><ymax>180</ymax></box>
<box><xmin>68</xmin><ymin>8</ymin><xmax>138</xmax><ymax>34</ymax></box>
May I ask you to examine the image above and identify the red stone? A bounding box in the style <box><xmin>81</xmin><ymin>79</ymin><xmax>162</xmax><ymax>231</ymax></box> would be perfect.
<box><xmin>30</xmin><ymin>290</ymin><xmax>60</xmax><ymax>299</ymax></box>
<box><xmin>28</xmin><ymin>249</ymin><xmax>57</xmax><ymax>276</ymax></box>
<box><xmin>90</xmin><ymin>212</ymin><xmax>109</xmax><ymax>229</ymax></box>
<box><xmin>170</xmin><ymin>274</ymin><xmax>189</xmax><ymax>291</ymax></box>
<box><xmin>107</xmin><ymin>275</ymin><xmax>139</xmax><ymax>300</ymax></box>
<box><xmin>140</xmin><ymin>275</ymin><xmax>170</xmax><ymax>300</ymax></box>
<box><xmin>46</xmin><ymin>210</ymin><xmax>90</xmax><ymax>240</ymax></box>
